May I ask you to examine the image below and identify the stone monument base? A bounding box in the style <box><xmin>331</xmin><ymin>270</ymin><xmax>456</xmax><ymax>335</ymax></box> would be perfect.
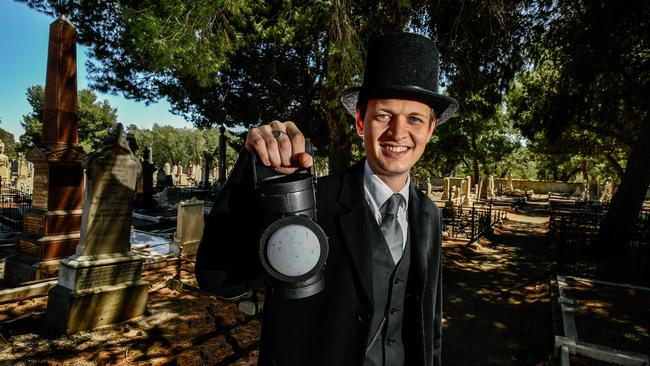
<box><xmin>2</xmin><ymin>255</ymin><xmax>61</xmax><ymax>285</ymax></box>
<box><xmin>46</xmin><ymin>280</ymin><xmax>149</xmax><ymax>334</ymax></box>
<box><xmin>56</xmin><ymin>252</ymin><xmax>145</xmax><ymax>291</ymax></box>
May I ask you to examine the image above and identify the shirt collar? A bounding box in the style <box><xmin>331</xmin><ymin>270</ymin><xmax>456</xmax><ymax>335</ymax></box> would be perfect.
<box><xmin>363</xmin><ymin>160</ymin><xmax>410</xmax><ymax>211</ymax></box>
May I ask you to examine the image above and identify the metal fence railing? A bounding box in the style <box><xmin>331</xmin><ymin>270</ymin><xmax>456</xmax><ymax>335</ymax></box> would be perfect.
<box><xmin>0</xmin><ymin>181</ymin><xmax>32</xmax><ymax>232</ymax></box>
<box><xmin>442</xmin><ymin>201</ymin><xmax>507</xmax><ymax>243</ymax></box>
<box><xmin>549</xmin><ymin>200</ymin><xmax>650</xmax><ymax>286</ymax></box>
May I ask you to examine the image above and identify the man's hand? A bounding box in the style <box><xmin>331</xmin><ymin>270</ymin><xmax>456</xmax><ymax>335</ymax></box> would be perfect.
<box><xmin>245</xmin><ymin>120</ymin><xmax>313</xmax><ymax>175</ymax></box>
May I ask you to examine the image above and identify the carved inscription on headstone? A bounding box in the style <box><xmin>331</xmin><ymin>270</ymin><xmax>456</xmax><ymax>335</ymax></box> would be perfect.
<box><xmin>23</xmin><ymin>212</ymin><xmax>45</xmax><ymax>235</ymax></box>
<box><xmin>76</xmin><ymin>124</ymin><xmax>141</xmax><ymax>256</ymax></box>
<box><xmin>31</xmin><ymin>165</ymin><xmax>50</xmax><ymax>210</ymax></box>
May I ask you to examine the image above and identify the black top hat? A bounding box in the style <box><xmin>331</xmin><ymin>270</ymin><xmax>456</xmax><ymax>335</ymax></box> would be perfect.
<box><xmin>341</xmin><ymin>32</ymin><xmax>458</xmax><ymax>124</ymax></box>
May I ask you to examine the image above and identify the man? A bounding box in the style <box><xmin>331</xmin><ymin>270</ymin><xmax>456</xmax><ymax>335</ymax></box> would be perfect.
<box><xmin>196</xmin><ymin>32</ymin><xmax>458</xmax><ymax>366</ymax></box>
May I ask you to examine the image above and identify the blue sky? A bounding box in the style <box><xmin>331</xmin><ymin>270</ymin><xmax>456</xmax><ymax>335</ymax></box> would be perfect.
<box><xmin>0</xmin><ymin>1</ymin><xmax>194</xmax><ymax>142</ymax></box>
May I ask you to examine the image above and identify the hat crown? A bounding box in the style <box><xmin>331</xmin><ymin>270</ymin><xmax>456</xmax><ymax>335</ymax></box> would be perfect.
<box><xmin>340</xmin><ymin>32</ymin><xmax>458</xmax><ymax>124</ymax></box>
<box><xmin>361</xmin><ymin>33</ymin><xmax>440</xmax><ymax>95</ymax></box>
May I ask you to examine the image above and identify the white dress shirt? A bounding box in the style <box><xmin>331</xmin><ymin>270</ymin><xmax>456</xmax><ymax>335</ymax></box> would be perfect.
<box><xmin>363</xmin><ymin>160</ymin><xmax>409</xmax><ymax>248</ymax></box>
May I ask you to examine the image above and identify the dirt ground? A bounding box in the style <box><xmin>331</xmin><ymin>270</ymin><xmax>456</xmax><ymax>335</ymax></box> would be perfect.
<box><xmin>1</xmin><ymin>203</ymin><xmax>557</xmax><ymax>365</ymax></box>
<box><xmin>441</xmin><ymin>203</ymin><xmax>554</xmax><ymax>365</ymax></box>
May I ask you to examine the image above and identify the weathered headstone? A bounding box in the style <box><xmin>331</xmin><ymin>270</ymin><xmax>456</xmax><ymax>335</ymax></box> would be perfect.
<box><xmin>0</xmin><ymin>140</ymin><xmax>10</xmax><ymax>183</ymax></box>
<box><xmin>171</xmin><ymin>197</ymin><xmax>205</xmax><ymax>259</ymax></box>
<box><xmin>46</xmin><ymin>123</ymin><xmax>148</xmax><ymax>334</ymax></box>
<box><xmin>441</xmin><ymin>177</ymin><xmax>451</xmax><ymax>201</ymax></box>
<box><xmin>463</xmin><ymin>176</ymin><xmax>473</xmax><ymax>206</ymax></box>
<box><xmin>4</xmin><ymin>16</ymin><xmax>85</xmax><ymax>284</ymax></box>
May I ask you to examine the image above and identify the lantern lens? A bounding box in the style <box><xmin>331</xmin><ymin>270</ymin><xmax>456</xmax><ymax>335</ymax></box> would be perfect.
<box><xmin>266</xmin><ymin>224</ymin><xmax>321</xmax><ymax>277</ymax></box>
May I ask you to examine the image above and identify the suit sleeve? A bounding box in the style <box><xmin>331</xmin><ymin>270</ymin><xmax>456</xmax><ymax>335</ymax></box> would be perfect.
<box><xmin>195</xmin><ymin>150</ymin><xmax>265</xmax><ymax>298</ymax></box>
<box><xmin>433</xmin><ymin>258</ymin><xmax>443</xmax><ymax>366</ymax></box>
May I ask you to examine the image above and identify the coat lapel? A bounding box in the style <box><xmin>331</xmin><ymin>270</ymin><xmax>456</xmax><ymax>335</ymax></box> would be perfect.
<box><xmin>408</xmin><ymin>184</ymin><xmax>434</xmax><ymax>297</ymax></box>
<box><xmin>336</xmin><ymin>161</ymin><xmax>375</xmax><ymax>309</ymax></box>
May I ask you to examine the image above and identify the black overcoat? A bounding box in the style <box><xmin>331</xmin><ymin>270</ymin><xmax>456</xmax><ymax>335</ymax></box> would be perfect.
<box><xmin>196</xmin><ymin>158</ymin><xmax>443</xmax><ymax>366</ymax></box>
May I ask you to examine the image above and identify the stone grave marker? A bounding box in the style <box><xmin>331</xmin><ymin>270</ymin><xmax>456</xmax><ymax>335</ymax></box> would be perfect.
<box><xmin>171</xmin><ymin>197</ymin><xmax>205</xmax><ymax>259</ymax></box>
<box><xmin>46</xmin><ymin>123</ymin><xmax>148</xmax><ymax>334</ymax></box>
<box><xmin>0</xmin><ymin>140</ymin><xmax>10</xmax><ymax>183</ymax></box>
<box><xmin>3</xmin><ymin>16</ymin><xmax>85</xmax><ymax>284</ymax></box>
<box><xmin>442</xmin><ymin>177</ymin><xmax>451</xmax><ymax>201</ymax></box>
<box><xmin>463</xmin><ymin>176</ymin><xmax>473</xmax><ymax>205</ymax></box>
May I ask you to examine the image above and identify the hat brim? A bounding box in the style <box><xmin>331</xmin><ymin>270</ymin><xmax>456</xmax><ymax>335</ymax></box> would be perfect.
<box><xmin>340</xmin><ymin>86</ymin><xmax>459</xmax><ymax>125</ymax></box>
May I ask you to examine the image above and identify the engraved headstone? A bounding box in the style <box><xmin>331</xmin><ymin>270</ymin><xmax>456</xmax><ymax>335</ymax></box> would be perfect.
<box><xmin>46</xmin><ymin>123</ymin><xmax>148</xmax><ymax>334</ymax></box>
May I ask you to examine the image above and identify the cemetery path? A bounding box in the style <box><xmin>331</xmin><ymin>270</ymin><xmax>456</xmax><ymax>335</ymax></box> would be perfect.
<box><xmin>441</xmin><ymin>201</ymin><xmax>553</xmax><ymax>366</ymax></box>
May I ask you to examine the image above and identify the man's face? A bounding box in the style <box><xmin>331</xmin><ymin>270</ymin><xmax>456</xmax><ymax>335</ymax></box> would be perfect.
<box><xmin>356</xmin><ymin>98</ymin><xmax>436</xmax><ymax>189</ymax></box>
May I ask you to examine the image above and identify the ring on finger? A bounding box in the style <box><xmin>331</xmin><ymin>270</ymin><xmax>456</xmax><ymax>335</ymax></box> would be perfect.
<box><xmin>272</xmin><ymin>130</ymin><xmax>288</xmax><ymax>140</ymax></box>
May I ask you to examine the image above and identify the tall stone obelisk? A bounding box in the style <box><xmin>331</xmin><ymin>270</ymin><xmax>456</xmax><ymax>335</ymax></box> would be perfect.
<box><xmin>4</xmin><ymin>16</ymin><xmax>85</xmax><ymax>284</ymax></box>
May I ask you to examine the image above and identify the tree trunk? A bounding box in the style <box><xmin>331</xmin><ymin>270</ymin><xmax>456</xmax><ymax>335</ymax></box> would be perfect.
<box><xmin>598</xmin><ymin>118</ymin><xmax>650</xmax><ymax>258</ymax></box>
<box><xmin>327</xmin><ymin>114</ymin><xmax>352</xmax><ymax>174</ymax></box>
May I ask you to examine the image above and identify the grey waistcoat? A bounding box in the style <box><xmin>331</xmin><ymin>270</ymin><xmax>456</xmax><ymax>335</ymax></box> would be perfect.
<box><xmin>364</xmin><ymin>229</ymin><xmax>411</xmax><ymax>366</ymax></box>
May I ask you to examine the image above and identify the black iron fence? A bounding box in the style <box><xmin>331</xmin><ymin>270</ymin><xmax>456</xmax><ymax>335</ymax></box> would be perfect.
<box><xmin>0</xmin><ymin>192</ymin><xmax>32</xmax><ymax>232</ymax></box>
<box><xmin>549</xmin><ymin>200</ymin><xmax>650</xmax><ymax>286</ymax></box>
<box><xmin>442</xmin><ymin>201</ymin><xmax>507</xmax><ymax>243</ymax></box>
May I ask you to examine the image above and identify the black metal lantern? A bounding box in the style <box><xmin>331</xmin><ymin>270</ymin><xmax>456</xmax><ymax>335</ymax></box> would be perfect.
<box><xmin>253</xmin><ymin>151</ymin><xmax>328</xmax><ymax>299</ymax></box>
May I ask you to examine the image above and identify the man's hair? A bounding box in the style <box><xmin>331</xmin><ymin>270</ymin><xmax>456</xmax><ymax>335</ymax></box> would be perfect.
<box><xmin>357</xmin><ymin>99</ymin><xmax>437</xmax><ymax>126</ymax></box>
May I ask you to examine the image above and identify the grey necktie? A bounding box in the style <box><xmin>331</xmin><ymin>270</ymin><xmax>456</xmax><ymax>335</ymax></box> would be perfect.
<box><xmin>380</xmin><ymin>194</ymin><xmax>404</xmax><ymax>264</ymax></box>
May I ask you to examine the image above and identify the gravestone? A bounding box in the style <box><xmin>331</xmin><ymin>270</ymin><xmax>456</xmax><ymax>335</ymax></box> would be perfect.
<box><xmin>140</xmin><ymin>146</ymin><xmax>156</xmax><ymax>209</ymax></box>
<box><xmin>171</xmin><ymin>197</ymin><xmax>205</xmax><ymax>259</ymax></box>
<box><xmin>506</xmin><ymin>169</ymin><xmax>514</xmax><ymax>191</ymax></box>
<box><xmin>0</xmin><ymin>140</ymin><xmax>10</xmax><ymax>183</ymax></box>
<box><xmin>46</xmin><ymin>123</ymin><xmax>148</xmax><ymax>334</ymax></box>
<box><xmin>3</xmin><ymin>16</ymin><xmax>85</xmax><ymax>284</ymax></box>
<box><xmin>441</xmin><ymin>177</ymin><xmax>451</xmax><ymax>201</ymax></box>
<box><xmin>463</xmin><ymin>176</ymin><xmax>473</xmax><ymax>206</ymax></box>
<box><xmin>488</xmin><ymin>175</ymin><xmax>496</xmax><ymax>199</ymax></box>
<box><xmin>156</xmin><ymin>169</ymin><xmax>168</xmax><ymax>192</ymax></box>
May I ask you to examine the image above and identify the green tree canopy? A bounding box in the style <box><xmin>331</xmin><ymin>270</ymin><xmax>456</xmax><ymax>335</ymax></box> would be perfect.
<box><xmin>19</xmin><ymin>85</ymin><xmax>118</xmax><ymax>153</ymax></box>
<box><xmin>511</xmin><ymin>0</ymin><xmax>650</xmax><ymax>252</ymax></box>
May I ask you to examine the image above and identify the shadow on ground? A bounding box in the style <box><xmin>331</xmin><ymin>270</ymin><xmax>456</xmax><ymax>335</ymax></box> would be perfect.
<box><xmin>442</xmin><ymin>206</ymin><xmax>553</xmax><ymax>366</ymax></box>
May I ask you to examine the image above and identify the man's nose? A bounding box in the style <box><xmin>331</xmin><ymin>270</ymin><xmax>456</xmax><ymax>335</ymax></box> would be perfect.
<box><xmin>387</xmin><ymin>115</ymin><xmax>408</xmax><ymax>139</ymax></box>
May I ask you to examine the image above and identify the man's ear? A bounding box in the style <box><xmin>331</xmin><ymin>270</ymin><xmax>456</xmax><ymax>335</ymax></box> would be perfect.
<box><xmin>355</xmin><ymin>109</ymin><xmax>364</xmax><ymax>137</ymax></box>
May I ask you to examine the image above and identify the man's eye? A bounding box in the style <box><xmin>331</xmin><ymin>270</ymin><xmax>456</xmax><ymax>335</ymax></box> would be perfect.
<box><xmin>409</xmin><ymin>116</ymin><xmax>424</xmax><ymax>123</ymax></box>
<box><xmin>376</xmin><ymin>114</ymin><xmax>391</xmax><ymax>121</ymax></box>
